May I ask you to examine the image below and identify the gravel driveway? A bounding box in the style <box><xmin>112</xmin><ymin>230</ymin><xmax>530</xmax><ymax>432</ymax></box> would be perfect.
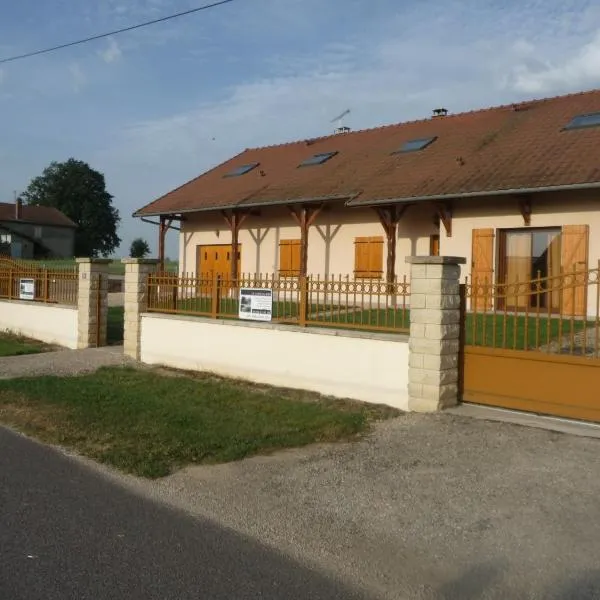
<box><xmin>101</xmin><ymin>413</ymin><xmax>600</xmax><ymax>600</ymax></box>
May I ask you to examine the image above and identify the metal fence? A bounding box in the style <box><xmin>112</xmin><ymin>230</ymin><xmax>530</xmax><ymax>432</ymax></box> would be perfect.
<box><xmin>0</xmin><ymin>256</ymin><xmax>79</xmax><ymax>305</ymax></box>
<box><xmin>147</xmin><ymin>272</ymin><xmax>410</xmax><ymax>333</ymax></box>
<box><xmin>464</xmin><ymin>264</ymin><xmax>600</xmax><ymax>357</ymax></box>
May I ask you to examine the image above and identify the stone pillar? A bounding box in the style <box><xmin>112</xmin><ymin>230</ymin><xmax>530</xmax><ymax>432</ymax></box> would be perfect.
<box><xmin>122</xmin><ymin>258</ymin><xmax>158</xmax><ymax>360</ymax></box>
<box><xmin>76</xmin><ymin>258</ymin><xmax>111</xmax><ymax>349</ymax></box>
<box><xmin>406</xmin><ymin>256</ymin><xmax>466</xmax><ymax>412</ymax></box>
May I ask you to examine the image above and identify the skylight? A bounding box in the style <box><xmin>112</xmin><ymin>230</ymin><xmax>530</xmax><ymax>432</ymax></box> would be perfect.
<box><xmin>395</xmin><ymin>136</ymin><xmax>438</xmax><ymax>153</ymax></box>
<box><xmin>223</xmin><ymin>163</ymin><xmax>259</xmax><ymax>178</ymax></box>
<box><xmin>564</xmin><ymin>112</ymin><xmax>600</xmax><ymax>130</ymax></box>
<box><xmin>298</xmin><ymin>152</ymin><xmax>338</xmax><ymax>167</ymax></box>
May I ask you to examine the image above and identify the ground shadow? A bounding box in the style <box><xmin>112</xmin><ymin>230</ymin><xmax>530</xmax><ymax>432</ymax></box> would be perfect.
<box><xmin>0</xmin><ymin>427</ymin><xmax>372</xmax><ymax>600</ymax></box>
<box><xmin>436</xmin><ymin>560</ymin><xmax>507</xmax><ymax>600</ymax></box>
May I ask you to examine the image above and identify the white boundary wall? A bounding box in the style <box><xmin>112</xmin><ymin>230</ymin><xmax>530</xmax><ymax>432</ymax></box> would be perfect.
<box><xmin>140</xmin><ymin>314</ymin><xmax>410</xmax><ymax>410</ymax></box>
<box><xmin>0</xmin><ymin>300</ymin><xmax>79</xmax><ymax>349</ymax></box>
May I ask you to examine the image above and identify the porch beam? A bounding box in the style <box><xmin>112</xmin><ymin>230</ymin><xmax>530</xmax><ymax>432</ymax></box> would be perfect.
<box><xmin>287</xmin><ymin>204</ymin><xmax>323</xmax><ymax>277</ymax></box>
<box><xmin>516</xmin><ymin>195</ymin><xmax>532</xmax><ymax>226</ymax></box>
<box><xmin>157</xmin><ymin>216</ymin><xmax>174</xmax><ymax>271</ymax></box>
<box><xmin>434</xmin><ymin>202</ymin><xmax>453</xmax><ymax>237</ymax></box>
<box><xmin>374</xmin><ymin>204</ymin><xmax>409</xmax><ymax>287</ymax></box>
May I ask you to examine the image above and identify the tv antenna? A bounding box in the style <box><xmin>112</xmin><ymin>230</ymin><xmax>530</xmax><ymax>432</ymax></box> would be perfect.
<box><xmin>330</xmin><ymin>108</ymin><xmax>351</xmax><ymax>133</ymax></box>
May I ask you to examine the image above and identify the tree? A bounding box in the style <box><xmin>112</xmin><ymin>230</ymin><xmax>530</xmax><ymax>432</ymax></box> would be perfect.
<box><xmin>130</xmin><ymin>238</ymin><xmax>150</xmax><ymax>259</ymax></box>
<box><xmin>22</xmin><ymin>158</ymin><xmax>120</xmax><ymax>257</ymax></box>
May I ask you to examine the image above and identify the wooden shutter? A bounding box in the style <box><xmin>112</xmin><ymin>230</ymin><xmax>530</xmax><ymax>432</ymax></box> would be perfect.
<box><xmin>561</xmin><ymin>225</ymin><xmax>588</xmax><ymax>316</ymax></box>
<box><xmin>279</xmin><ymin>239</ymin><xmax>301</xmax><ymax>276</ymax></box>
<box><xmin>471</xmin><ymin>228</ymin><xmax>495</xmax><ymax>310</ymax></box>
<box><xmin>354</xmin><ymin>236</ymin><xmax>383</xmax><ymax>278</ymax></box>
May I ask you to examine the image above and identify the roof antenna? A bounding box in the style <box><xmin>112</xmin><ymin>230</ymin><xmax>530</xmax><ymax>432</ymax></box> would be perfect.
<box><xmin>331</xmin><ymin>109</ymin><xmax>351</xmax><ymax>134</ymax></box>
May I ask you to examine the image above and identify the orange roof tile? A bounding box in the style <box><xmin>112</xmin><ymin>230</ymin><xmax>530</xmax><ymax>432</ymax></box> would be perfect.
<box><xmin>135</xmin><ymin>89</ymin><xmax>600</xmax><ymax>217</ymax></box>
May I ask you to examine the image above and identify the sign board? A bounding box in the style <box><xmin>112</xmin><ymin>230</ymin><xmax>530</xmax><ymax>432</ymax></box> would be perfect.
<box><xmin>239</xmin><ymin>288</ymin><xmax>273</xmax><ymax>322</ymax></box>
<box><xmin>19</xmin><ymin>278</ymin><xmax>35</xmax><ymax>301</ymax></box>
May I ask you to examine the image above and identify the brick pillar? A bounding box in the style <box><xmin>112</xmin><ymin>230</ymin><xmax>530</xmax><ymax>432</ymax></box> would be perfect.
<box><xmin>76</xmin><ymin>258</ymin><xmax>111</xmax><ymax>349</ymax></box>
<box><xmin>122</xmin><ymin>258</ymin><xmax>158</xmax><ymax>360</ymax></box>
<box><xmin>406</xmin><ymin>256</ymin><xmax>466</xmax><ymax>412</ymax></box>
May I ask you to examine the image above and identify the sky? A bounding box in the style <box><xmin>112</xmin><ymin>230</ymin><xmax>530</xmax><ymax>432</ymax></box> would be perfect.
<box><xmin>2</xmin><ymin>0</ymin><xmax>600</xmax><ymax>259</ymax></box>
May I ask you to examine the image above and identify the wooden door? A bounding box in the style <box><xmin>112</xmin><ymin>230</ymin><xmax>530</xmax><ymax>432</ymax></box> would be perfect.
<box><xmin>561</xmin><ymin>225</ymin><xmax>588</xmax><ymax>316</ymax></box>
<box><xmin>196</xmin><ymin>244</ymin><xmax>241</xmax><ymax>281</ymax></box>
<box><xmin>471</xmin><ymin>228</ymin><xmax>495</xmax><ymax>310</ymax></box>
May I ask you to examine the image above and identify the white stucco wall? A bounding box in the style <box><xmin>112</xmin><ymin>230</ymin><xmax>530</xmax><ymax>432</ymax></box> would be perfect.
<box><xmin>0</xmin><ymin>300</ymin><xmax>79</xmax><ymax>348</ymax></box>
<box><xmin>140</xmin><ymin>313</ymin><xmax>410</xmax><ymax>410</ymax></box>
<box><xmin>179</xmin><ymin>204</ymin><xmax>436</xmax><ymax>281</ymax></box>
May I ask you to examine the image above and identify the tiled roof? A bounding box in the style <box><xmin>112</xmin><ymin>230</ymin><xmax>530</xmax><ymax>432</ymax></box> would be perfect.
<box><xmin>135</xmin><ymin>88</ymin><xmax>600</xmax><ymax>216</ymax></box>
<box><xmin>0</xmin><ymin>203</ymin><xmax>77</xmax><ymax>227</ymax></box>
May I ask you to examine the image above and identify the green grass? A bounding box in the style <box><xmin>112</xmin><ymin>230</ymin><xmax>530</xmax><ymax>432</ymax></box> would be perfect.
<box><xmin>0</xmin><ymin>332</ymin><xmax>54</xmax><ymax>357</ymax></box>
<box><xmin>107</xmin><ymin>306</ymin><xmax>124</xmax><ymax>345</ymax></box>
<box><xmin>0</xmin><ymin>367</ymin><xmax>399</xmax><ymax>478</ymax></box>
<box><xmin>465</xmin><ymin>313</ymin><xmax>592</xmax><ymax>349</ymax></box>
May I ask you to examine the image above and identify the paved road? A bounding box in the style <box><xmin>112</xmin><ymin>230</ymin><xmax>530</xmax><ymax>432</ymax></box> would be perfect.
<box><xmin>0</xmin><ymin>427</ymin><xmax>368</xmax><ymax>600</ymax></box>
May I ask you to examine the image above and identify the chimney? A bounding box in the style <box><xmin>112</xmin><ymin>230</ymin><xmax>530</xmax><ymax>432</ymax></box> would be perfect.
<box><xmin>432</xmin><ymin>108</ymin><xmax>448</xmax><ymax>117</ymax></box>
<box><xmin>15</xmin><ymin>197</ymin><xmax>22</xmax><ymax>220</ymax></box>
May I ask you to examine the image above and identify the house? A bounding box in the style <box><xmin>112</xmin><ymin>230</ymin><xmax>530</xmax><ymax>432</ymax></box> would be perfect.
<box><xmin>134</xmin><ymin>88</ymin><xmax>600</xmax><ymax>316</ymax></box>
<box><xmin>0</xmin><ymin>200</ymin><xmax>76</xmax><ymax>259</ymax></box>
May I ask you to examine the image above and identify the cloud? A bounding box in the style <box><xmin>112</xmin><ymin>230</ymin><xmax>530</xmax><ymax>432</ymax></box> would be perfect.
<box><xmin>69</xmin><ymin>63</ymin><xmax>86</xmax><ymax>92</ymax></box>
<box><xmin>510</xmin><ymin>30</ymin><xmax>600</xmax><ymax>94</ymax></box>
<box><xmin>98</xmin><ymin>37</ymin><xmax>122</xmax><ymax>64</ymax></box>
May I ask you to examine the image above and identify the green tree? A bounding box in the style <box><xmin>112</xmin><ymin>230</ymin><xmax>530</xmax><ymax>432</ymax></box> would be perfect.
<box><xmin>22</xmin><ymin>158</ymin><xmax>120</xmax><ymax>257</ymax></box>
<box><xmin>130</xmin><ymin>237</ymin><xmax>151</xmax><ymax>259</ymax></box>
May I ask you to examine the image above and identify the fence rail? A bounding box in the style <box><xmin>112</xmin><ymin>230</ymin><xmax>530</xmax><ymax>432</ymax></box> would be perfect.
<box><xmin>465</xmin><ymin>263</ymin><xmax>600</xmax><ymax>357</ymax></box>
<box><xmin>147</xmin><ymin>272</ymin><xmax>410</xmax><ymax>333</ymax></box>
<box><xmin>0</xmin><ymin>256</ymin><xmax>78</xmax><ymax>305</ymax></box>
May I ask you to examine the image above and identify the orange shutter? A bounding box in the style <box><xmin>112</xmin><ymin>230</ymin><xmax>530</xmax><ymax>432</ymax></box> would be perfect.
<box><xmin>354</xmin><ymin>236</ymin><xmax>383</xmax><ymax>278</ymax></box>
<box><xmin>369</xmin><ymin>237</ymin><xmax>383</xmax><ymax>277</ymax></box>
<box><xmin>561</xmin><ymin>225</ymin><xmax>588</xmax><ymax>316</ymax></box>
<box><xmin>471</xmin><ymin>228</ymin><xmax>495</xmax><ymax>310</ymax></box>
<box><xmin>279</xmin><ymin>239</ymin><xmax>301</xmax><ymax>276</ymax></box>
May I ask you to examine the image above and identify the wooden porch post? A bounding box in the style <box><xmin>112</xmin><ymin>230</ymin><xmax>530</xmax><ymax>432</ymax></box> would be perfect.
<box><xmin>288</xmin><ymin>204</ymin><xmax>323</xmax><ymax>278</ymax></box>
<box><xmin>221</xmin><ymin>210</ymin><xmax>250</xmax><ymax>281</ymax></box>
<box><xmin>157</xmin><ymin>216</ymin><xmax>173</xmax><ymax>273</ymax></box>
<box><xmin>158</xmin><ymin>216</ymin><xmax>166</xmax><ymax>272</ymax></box>
<box><xmin>374</xmin><ymin>205</ymin><xmax>408</xmax><ymax>289</ymax></box>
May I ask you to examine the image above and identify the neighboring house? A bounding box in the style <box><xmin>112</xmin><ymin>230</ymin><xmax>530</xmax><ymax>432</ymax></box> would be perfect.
<box><xmin>135</xmin><ymin>88</ymin><xmax>600</xmax><ymax>316</ymax></box>
<box><xmin>0</xmin><ymin>200</ymin><xmax>76</xmax><ymax>259</ymax></box>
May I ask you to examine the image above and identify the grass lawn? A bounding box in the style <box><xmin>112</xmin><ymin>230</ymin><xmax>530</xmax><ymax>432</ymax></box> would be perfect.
<box><xmin>0</xmin><ymin>367</ymin><xmax>399</xmax><ymax>478</ymax></box>
<box><xmin>0</xmin><ymin>332</ymin><xmax>54</xmax><ymax>357</ymax></box>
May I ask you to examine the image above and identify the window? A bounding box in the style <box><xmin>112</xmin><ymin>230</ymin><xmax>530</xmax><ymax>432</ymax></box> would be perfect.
<box><xmin>223</xmin><ymin>163</ymin><xmax>259</xmax><ymax>178</ymax></box>
<box><xmin>34</xmin><ymin>226</ymin><xmax>43</xmax><ymax>239</ymax></box>
<box><xmin>279</xmin><ymin>239</ymin><xmax>301</xmax><ymax>276</ymax></box>
<box><xmin>394</xmin><ymin>136</ymin><xmax>437</xmax><ymax>154</ymax></box>
<box><xmin>499</xmin><ymin>228</ymin><xmax>561</xmax><ymax>311</ymax></box>
<box><xmin>564</xmin><ymin>112</ymin><xmax>600</xmax><ymax>130</ymax></box>
<box><xmin>298</xmin><ymin>152</ymin><xmax>337</xmax><ymax>167</ymax></box>
<box><xmin>354</xmin><ymin>236</ymin><xmax>383</xmax><ymax>279</ymax></box>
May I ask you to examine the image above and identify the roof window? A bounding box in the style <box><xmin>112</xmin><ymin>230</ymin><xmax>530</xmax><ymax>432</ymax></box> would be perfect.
<box><xmin>298</xmin><ymin>151</ymin><xmax>338</xmax><ymax>167</ymax></box>
<box><xmin>564</xmin><ymin>112</ymin><xmax>600</xmax><ymax>130</ymax></box>
<box><xmin>224</xmin><ymin>163</ymin><xmax>259</xmax><ymax>178</ymax></box>
<box><xmin>394</xmin><ymin>136</ymin><xmax>437</xmax><ymax>153</ymax></box>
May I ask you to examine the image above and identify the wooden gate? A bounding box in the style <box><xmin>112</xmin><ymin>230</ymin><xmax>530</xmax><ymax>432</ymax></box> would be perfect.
<box><xmin>461</xmin><ymin>264</ymin><xmax>600</xmax><ymax>423</ymax></box>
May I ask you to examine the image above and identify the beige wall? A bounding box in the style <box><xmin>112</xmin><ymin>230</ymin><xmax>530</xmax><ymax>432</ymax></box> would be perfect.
<box><xmin>0</xmin><ymin>300</ymin><xmax>78</xmax><ymax>348</ymax></box>
<box><xmin>140</xmin><ymin>313</ymin><xmax>410</xmax><ymax>410</ymax></box>
<box><xmin>179</xmin><ymin>204</ymin><xmax>437</xmax><ymax>280</ymax></box>
<box><xmin>441</xmin><ymin>190</ymin><xmax>600</xmax><ymax>279</ymax></box>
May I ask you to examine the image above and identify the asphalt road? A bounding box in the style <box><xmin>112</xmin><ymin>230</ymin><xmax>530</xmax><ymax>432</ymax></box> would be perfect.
<box><xmin>0</xmin><ymin>427</ymin><xmax>369</xmax><ymax>600</ymax></box>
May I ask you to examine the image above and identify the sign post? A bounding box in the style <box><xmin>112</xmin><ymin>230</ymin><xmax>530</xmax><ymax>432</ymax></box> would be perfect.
<box><xmin>239</xmin><ymin>288</ymin><xmax>273</xmax><ymax>322</ymax></box>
